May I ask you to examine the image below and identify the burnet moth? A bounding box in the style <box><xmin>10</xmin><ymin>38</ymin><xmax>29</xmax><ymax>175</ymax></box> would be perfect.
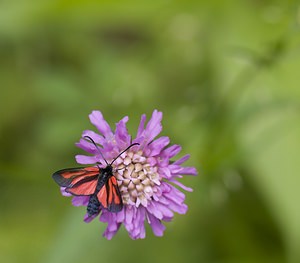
<box><xmin>52</xmin><ymin>136</ymin><xmax>139</xmax><ymax>217</ymax></box>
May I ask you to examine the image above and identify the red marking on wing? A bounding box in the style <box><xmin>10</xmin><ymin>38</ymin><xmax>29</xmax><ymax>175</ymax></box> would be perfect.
<box><xmin>66</xmin><ymin>179</ymin><xmax>98</xmax><ymax>196</ymax></box>
<box><xmin>108</xmin><ymin>177</ymin><xmax>121</xmax><ymax>205</ymax></box>
<box><xmin>52</xmin><ymin>167</ymin><xmax>99</xmax><ymax>188</ymax></box>
<box><xmin>53</xmin><ymin>167</ymin><xmax>100</xmax><ymax>196</ymax></box>
<box><xmin>97</xmin><ymin>177</ymin><xmax>123</xmax><ymax>212</ymax></box>
<box><xmin>97</xmin><ymin>185</ymin><xmax>108</xmax><ymax>208</ymax></box>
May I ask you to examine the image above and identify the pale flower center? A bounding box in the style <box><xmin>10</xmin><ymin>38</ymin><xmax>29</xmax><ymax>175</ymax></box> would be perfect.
<box><xmin>114</xmin><ymin>150</ymin><xmax>160</xmax><ymax>207</ymax></box>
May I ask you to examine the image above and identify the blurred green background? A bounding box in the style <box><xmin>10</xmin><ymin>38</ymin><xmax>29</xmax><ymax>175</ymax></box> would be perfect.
<box><xmin>1</xmin><ymin>0</ymin><xmax>300</xmax><ymax>263</ymax></box>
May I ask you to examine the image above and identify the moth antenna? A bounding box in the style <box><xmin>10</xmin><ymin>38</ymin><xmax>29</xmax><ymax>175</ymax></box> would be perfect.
<box><xmin>110</xmin><ymin>143</ymin><xmax>140</xmax><ymax>165</ymax></box>
<box><xmin>84</xmin><ymin>136</ymin><xmax>109</xmax><ymax>165</ymax></box>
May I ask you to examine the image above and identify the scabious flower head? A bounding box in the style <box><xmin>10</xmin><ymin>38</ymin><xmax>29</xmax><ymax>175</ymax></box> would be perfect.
<box><xmin>68</xmin><ymin>110</ymin><xmax>197</xmax><ymax>239</ymax></box>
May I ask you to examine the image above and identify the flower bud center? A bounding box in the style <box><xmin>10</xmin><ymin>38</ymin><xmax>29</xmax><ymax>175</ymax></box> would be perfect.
<box><xmin>114</xmin><ymin>150</ymin><xmax>160</xmax><ymax>207</ymax></box>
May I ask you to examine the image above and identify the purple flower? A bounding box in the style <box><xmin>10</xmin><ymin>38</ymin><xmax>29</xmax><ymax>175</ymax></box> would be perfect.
<box><xmin>69</xmin><ymin>110</ymin><xmax>197</xmax><ymax>239</ymax></box>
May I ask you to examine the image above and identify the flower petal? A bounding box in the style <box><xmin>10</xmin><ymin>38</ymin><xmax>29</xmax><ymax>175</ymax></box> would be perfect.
<box><xmin>162</xmin><ymin>144</ymin><xmax>182</xmax><ymax>159</ymax></box>
<box><xmin>103</xmin><ymin>225</ymin><xmax>121</xmax><ymax>240</ymax></box>
<box><xmin>82</xmin><ymin>130</ymin><xmax>105</xmax><ymax>145</ymax></box>
<box><xmin>173</xmin><ymin>154</ymin><xmax>190</xmax><ymax>165</ymax></box>
<box><xmin>136</xmin><ymin>114</ymin><xmax>146</xmax><ymax>139</ymax></box>
<box><xmin>178</xmin><ymin>166</ymin><xmax>198</xmax><ymax>176</ymax></box>
<box><xmin>169</xmin><ymin>179</ymin><xmax>193</xmax><ymax>192</ymax></box>
<box><xmin>89</xmin><ymin>111</ymin><xmax>113</xmax><ymax>138</ymax></box>
<box><xmin>84</xmin><ymin>213</ymin><xmax>98</xmax><ymax>223</ymax></box>
<box><xmin>123</xmin><ymin>206</ymin><xmax>138</xmax><ymax>238</ymax></box>
<box><xmin>75</xmin><ymin>154</ymin><xmax>98</xmax><ymax>165</ymax></box>
<box><xmin>60</xmin><ymin>187</ymin><xmax>72</xmax><ymax>197</ymax></box>
<box><xmin>147</xmin><ymin>213</ymin><xmax>166</xmax><ymax>237</ymax></box>
<box><xmin>130</xmin><ymin>207</ymin><xmax>146</xmax><ymax>239</ymax></box>
<box><xmin>100</xmin><ymin>212</ymin><xmax>121</xmax><ymax>240</ymax></box>
<box><xmin>75</xmin><ymin>138</ymin><xmax>98</xmax><ymax>154</ymax></box>
<box><xmin>144</xmin><ymin>110</ymin><xmax>163</xmax><ymax>142</ymax></box>
<box><xmin>147</xmin><ymin>136</ymin><xmax>170</xmax><ymax>157</ymax></box>
<box><xmin>159</xmin><ymin>167</ymin><xmax>172</xmax><ymax>179</ymax></box>
<box><xmin>169</xmin><ymin>164</ymin><xmax>198</xmax><ymax>176</ymax></box>
<box><xmin>135</xmin><ymin>110</ymin><xmax>163</xmax><ymax>146</ymax></box>
<box><xmin>166</xmin><ymin>201</ymin><xmax>188</xmax><ymax>214</ymax></box>
<box><xmin>115</xmin><ymin>116</ymin><xmax>131</xmax><ymax>148</ymax></box>
<box><xmin>72</xmin><ymin>196</ymin><xmax>89</xmax><ymax>206</ymax></box>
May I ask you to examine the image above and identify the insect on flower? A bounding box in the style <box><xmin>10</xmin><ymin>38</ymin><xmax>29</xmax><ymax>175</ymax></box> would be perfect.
<box><xmin>53</xmin><ymin>110</ymin><xmax>197</xmax><ymax>239</ymax></box>
<box><xmin>52</xmin><ymin>136</ymin><xmax>139</xmax><ymax>217</ymax></box>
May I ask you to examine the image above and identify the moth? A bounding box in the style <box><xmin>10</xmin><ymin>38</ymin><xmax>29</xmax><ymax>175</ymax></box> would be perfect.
<box><xmin>52</xmin><ymin>136</ymin><xmax>138</xmax><ymax>217</ymax></box>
